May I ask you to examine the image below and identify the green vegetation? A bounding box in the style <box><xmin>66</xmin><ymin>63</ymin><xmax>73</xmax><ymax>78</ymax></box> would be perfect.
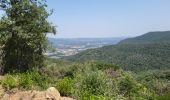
<box><xmin>136</xmin><ymin>70</ymin><xmax>170</xmax><ymax>95</ymax></box>
<box><xmin>0</xmin><ymin>0</ymin><xmax>56</xmax><ymax>73</ymax></box>
<box><xmin>59</xmin><ymin>31</ymin><xmax>170</xmax><ymax>99</ymax></box>
<box><xmin>119</xmin><ymin>31</ymin><xmax>170</xmax><ymax>44</ymax></box>
<box><xmin>64</xmin><ymin>31</ymin><xmax>170</xmax><ymax>72</ymax></box>
<box><xmin>0</xmin><ymin>1</ymin><xmax>169</xmax><ymax>100</ymax></box>
<box><xmin>157</xmin><ymin>92</ymin><xmax>170</xmax><ymax>100</ymax></box>
<box><xmin>0</xmin><ymin>71</ymin><xmax>52</xmax><ymax>90</ymax></box>
<box><xmin>136</xmin><ymin>69</ymin><xmax>170</xmax><ymax>100</ymax></box>
<box><xmin>0</xmin><ymin>60</ymin><xmax>157</xmax><ymax>100</ymax></box>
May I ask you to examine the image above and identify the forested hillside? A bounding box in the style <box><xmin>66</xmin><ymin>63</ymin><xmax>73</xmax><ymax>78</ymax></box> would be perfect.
<box><xmin>119</xmin><ymin>31</ymin><xmax>170</xmax><ymax>44</ymax></box>
<box><xmin>63</xmin><ymin>31</ymin><xmax>170</xmax><ymax>72</ymax></box>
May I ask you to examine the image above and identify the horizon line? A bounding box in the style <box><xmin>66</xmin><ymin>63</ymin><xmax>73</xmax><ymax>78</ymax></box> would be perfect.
<box><xmin>47</xmin><ymin>36</ymin><xmax>132</xmax><ymax>39</ymax></box>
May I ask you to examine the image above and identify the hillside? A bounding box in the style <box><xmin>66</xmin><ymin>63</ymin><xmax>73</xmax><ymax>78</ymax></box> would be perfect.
<box><xmin>119</xmin><ymin>31</ymin><xmax>170</xmax><ymax>44</ymax></box>
<box><xmin>63</xmin><ymin>31</ymin><xmax>170</xmax><ymax>72</ymax></box>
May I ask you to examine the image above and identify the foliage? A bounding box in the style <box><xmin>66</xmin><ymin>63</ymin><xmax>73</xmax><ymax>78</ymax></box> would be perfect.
<box><xmin>72</xmin><ymin>71</ymin><xmax>117</xmax><ymax>100</ymax></box>
<box><xmin>43</xmin><ymin>58</ymin><xmax>71</xmax><ymax>78</ymax></box>
<box><xmin>0</xmin><ymin>58</ymin><xmax>165</xmax><ymax>100</ymax></box>
<box><xmin>56</xmin><ymin>77</ymin><xmax>73</xmax><ymax>96</ymax></box>
<box><xmin>136</xmin><ymin>70</ymin><xmax>170</xmax><ymax>95</ymax></box>
<box><xmin>157</xmin><ymin>92</ymin><xmax>170</xmax><ymax>100</ymax></box>
<box><xmin>0</xmin><ymin>1</ymin><xmax>168</xmax><ymax>100</ymax></box>
<box><xmin>90</xmin><ymin>61</ymin><xmax>120</xmax><ymax>70</ymax></box>
<box><xmin>119</xmin><ymin>31</ymin><xmax>170</xmax><ymax>44</ymax></box>
<box><xmin>18</xmin><ymin>71</ymin><xmax>52</xmax><ymax>90</ymax></box>
<box><xmin>45</xmin><ymin>60</ymin><xmax>156</xmax><ymax>100</ymax></box>
<box><xmin>0</xmin><ymin>0</ymin><xmax>56</xmax><ymax>73</ymax></box>
<box><xmin>118</xmin><ymin>72</ymin><xmax>156</xmax><ymax>100</ymax></box>
<box><xmin>0</xmin><ymin>71</ymin><xmax>53</xmax><ymax>90</ymax></box>
<box><xmin>64</xmin><ymin>31</ymin><xmax>170</xmax><ymax>72</ymax></box>
<box><xmin>1</xmin><ymin>74</ymin><xmax>19</xmax><ymax>90</ymax></box>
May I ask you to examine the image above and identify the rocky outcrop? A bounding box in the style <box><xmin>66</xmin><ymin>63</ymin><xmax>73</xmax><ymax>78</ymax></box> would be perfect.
<box><xmin>1</xmin><ymin>87</ymin><xmax>75</xmax><ymax>100</ymax></box>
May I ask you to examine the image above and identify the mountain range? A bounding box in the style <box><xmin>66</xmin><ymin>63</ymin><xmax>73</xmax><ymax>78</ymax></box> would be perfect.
<box><xmin>63</xmin><ymin>31</ymin><xmax>170</xmax><ymax>72</ymax></box>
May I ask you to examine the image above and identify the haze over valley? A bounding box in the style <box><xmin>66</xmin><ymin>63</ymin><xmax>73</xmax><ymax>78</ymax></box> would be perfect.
<box><xmin>46</xmin><ymin>37</ymin><xmax>125</xmax><ymax>58</ymax></box>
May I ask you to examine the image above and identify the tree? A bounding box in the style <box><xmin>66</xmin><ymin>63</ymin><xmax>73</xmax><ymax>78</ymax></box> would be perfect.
<box><xmin>0</xmin><ymin>0</ymin><xmax>56</xmax><ymax>73</ymax></box>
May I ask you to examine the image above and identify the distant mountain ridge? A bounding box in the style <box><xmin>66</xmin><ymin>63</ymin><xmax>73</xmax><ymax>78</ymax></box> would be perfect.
<box><xmin>63</xmin><ymin>31</ymin><xmax>170</xmax><ymax>72</ymax></box>
<box><xmin>119</xmin><ymin>31</ymin><xmax>170</xmax><ymax>44</ymax></box>
<box><xmin>48</xmin><ymin>37</ymin><xmax>125</xmax><ymax>48</ymax></box>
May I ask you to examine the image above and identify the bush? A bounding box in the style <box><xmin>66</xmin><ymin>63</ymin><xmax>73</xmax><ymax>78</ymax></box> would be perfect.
<box><xmin>51</xmin><ymin>61</ymin><xmax>156</xmax><ymax>100</ymax></box>
<box><xmin>44</xmin><ymin>58</ymin><xmax>72</xmax><ymax>78</ymax></box>
<box><xmin>91</xmin><ymin>61</ymin><xmax>119</xmax><ymax>71</ymax></box>
<box><xmin>1</xmin><ymin>74</ymin><xmax>19</xmax><ymax>90</ymax></box>
<box><xmin>136</xmin><ymin>70</ymin><xmax>170</xmax><ymax>95</ymax></box>
<box><xmin>1</xmin><ymin>71</ymin><xmax>53</xmax><ymax>90</ymax></box>
<box><xmin>56</xmin><ymin>77</ymin><xmax>73</xmax><ymax>96</ymax></box>
<box><xmin>118</xmin><ymin>72</ymin><xmax>156</xmax><ymax>100</ymax></box>
<box><xmin>72</xmin><ymin>70</ymin><xmax>117</xmax><ymax>99</ymax></box>
<box><xmin>19</xmin><ymin>72</ymin><xmax>35</xmax><ymax>89</ymax></box>
<box><xmin>19</xmin><ymin>71</ymin><xmax>53</xmax><ymax>90</ymax></box>
<box><xmin>157</xmin><ymin>92</ymin><xmax>170</xmax><ymax>100</ymax></box>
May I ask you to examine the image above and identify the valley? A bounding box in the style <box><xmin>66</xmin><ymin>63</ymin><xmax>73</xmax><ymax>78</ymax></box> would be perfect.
<box><xmin>46</xmin><ymin>38</ymin><xmax>125</xmax><ymax>58</ymax></box>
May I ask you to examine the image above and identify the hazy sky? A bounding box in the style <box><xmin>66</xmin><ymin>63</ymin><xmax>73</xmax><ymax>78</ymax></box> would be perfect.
<box><xmin>46</xmin><ymin>0</ymin><xmax>170</xmax><ymax>38</ymax></box>
<box><xmin>1</xmin><ymin>0</ymin><xmax>170</xmax><ymax>38</ymax></box>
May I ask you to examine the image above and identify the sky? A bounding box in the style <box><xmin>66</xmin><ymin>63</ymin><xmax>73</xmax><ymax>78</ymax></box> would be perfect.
<box><xmin>46</xmin><ymin>0</ymin><xmax>170</xmax><ymax>38</ymax></box>
<box><xmin>1</xmin><ymin>0</ymin><xmax>170</xmax><ymax>38</ymax></box>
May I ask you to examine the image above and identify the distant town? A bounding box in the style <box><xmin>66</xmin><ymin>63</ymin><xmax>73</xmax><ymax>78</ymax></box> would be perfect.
<box><xmin>45</xmin><ymin>38</ymin><xmax>125</xmax><ymax>59</ymax></box>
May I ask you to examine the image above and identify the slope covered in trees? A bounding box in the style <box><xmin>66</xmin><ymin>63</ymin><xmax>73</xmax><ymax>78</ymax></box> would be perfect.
<box><xmin>119</xmin><ymin>31</ymin><xmax>170</xmax><ymax>44</ymax></box>
<box><xmin>63</xmin><ymin>31</ymin><xmax>170</xmax><ymax>72</ymax></box>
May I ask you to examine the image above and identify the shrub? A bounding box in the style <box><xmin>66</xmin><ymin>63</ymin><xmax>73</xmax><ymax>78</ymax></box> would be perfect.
<box><xmin>72</xmin><ymin>71</ymin><xmax>117</xmax><ymax>99</ymax></box>
<box><xmin>91</xmin><ymin>61</ymin><xmax>119</xmax><ymax>71</ymax></box>
<box><xmin>19</xmin><ymin>72</ymin><xmax>35</xmax><ymax>89</ymax></box>
<box><xmin>118</xmin><ymin>72</ymin><xmax>156</xmax><ymax>100</ymax></box>
<box><xmin>157</xmin><ymin>92</ymin><xmax>170</xmax><ymax>100</ymax></box>
<box><xmin>136</xmin><ymin>70</ymin><xmax>170</xmax><ymax>95</ymax></box>
<box><xmin>1</xmin><ymin>71</ymin><xmax>53</xmax><ymax>90</ymax></box>
<box><xmin>19</xmin><ymin>71</ymin><xmax>52</xmax><ymax>90</ymax></box>
<box><xmin>56</xmin><ymin>77</ymin><xmax>73</xmax><ymax>96</ymax></box>
<box><xmin>1</xmin><ymin>74</ymin><xmax>19</xmax><ymax>90</ymax></box>
<box><xmin>52</xmin><ymin>61</ymin><xmax>156</xmax><ymax>100</ymax></box>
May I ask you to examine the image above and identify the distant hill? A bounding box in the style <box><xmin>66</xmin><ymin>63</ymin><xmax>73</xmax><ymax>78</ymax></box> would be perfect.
<box><xmin>48</xmin><ymin>37</ymin><xmax>125</xmax><ymax>48</ymax></box>
<box><xmin>63</xmin><ymin>31</ymin><xmax>170</xmax><ymax>72</ymax></box>
<box><xmin>119</xmin><ymin>31</ymin><xmax>170</xmax><ymax>44</ymax></box>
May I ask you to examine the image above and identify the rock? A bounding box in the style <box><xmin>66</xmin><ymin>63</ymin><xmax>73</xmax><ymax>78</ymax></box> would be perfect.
<box><xmin>1</xmin><ymin>87</ymin><xmax>75</xmax><ymax>100</ymax></box>
<box><xmin>2</xmin><ymin>93</ymin><xmax>10</xmax><ymax>100</ymax></box>
<box><xmin>45</xmin><ymin>87</ymin><xmax>60</xmax><ymax>100</ymax></box>
<box><xmin>0</xmin><ymin>76</ymin><xmax>4</xmax><ymax>80</ymax></box>
<box><xmin>0</xmin><ymin>85</ymin><xmax>5</xmax><ymax>98</ymax></box>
